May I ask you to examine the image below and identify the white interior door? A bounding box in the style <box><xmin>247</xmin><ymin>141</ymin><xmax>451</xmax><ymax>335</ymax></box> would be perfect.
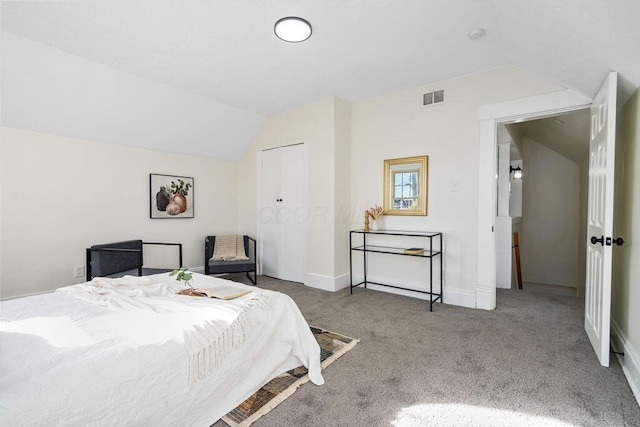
<box><xmin>585</xmin><ymin>71</ymin><xmax>618</xmax><ymax>367</ymax></box>
<box><xmin>259</xmin><ymin>144</ymin><xmax>305</xmax><ymax>283</ymax></box>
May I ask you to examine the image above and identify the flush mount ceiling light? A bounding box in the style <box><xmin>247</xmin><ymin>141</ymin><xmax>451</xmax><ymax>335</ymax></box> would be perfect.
<box><xmin>274</xmin><ymin>17</ymin><xmax>312</xmax><ymax>43</ymax></box>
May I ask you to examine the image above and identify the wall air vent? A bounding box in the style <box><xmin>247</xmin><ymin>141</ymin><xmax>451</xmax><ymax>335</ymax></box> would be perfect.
<box><xmin>423</xmin><ymin>89</ymin><xmax>445</xmax><ymax>107</ymax></box>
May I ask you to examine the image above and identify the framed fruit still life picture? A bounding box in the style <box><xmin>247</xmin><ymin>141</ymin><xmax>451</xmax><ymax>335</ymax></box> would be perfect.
<box><xmin>150</xmin><ymin>173</ymin><xmax>194</xmax><ymax>219</ymax></box>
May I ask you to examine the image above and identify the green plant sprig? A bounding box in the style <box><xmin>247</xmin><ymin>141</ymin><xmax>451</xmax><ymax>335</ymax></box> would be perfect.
<box><xmin>170</xmin><ymin>179</ymin><xmax>192</xmax><ymax>196</ymax></box>
<box><xmin>169</xmin><ymin>267</ymin><xmax>193</xmax><ymax>284</ymax></box>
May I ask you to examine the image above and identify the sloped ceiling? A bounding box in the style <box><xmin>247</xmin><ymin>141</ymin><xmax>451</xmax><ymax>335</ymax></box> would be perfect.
<box><xmin>2</xmin><ymin>0</ymin><xmax>639</xmax><ymax>156</ymax></box>
<box><xmin>509</xmin><ymin>110</ymin><xmax>590</xmax><ymax>164</ymax></box>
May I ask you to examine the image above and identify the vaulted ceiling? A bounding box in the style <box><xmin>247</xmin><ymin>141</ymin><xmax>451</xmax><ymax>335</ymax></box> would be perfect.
<box><xmin>3</xmin><ymin>0</ymin><xmax>639</xmax><ymax>119</ymax></box>
<box><xmin>1</xmin><ymin>1</ymin><xmax>638</xmax><ymax>162</ymax></box>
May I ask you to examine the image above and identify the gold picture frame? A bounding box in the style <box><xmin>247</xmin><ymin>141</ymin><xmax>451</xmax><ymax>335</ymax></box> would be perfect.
<box><xmin>383</xmin><ymin>156</ymin><xmax>428</xmax><ymax>216</ymax></box>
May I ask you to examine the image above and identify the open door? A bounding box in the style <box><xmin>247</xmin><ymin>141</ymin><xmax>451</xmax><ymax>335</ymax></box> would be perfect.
<box><xmin>585</xmin><ymin>71</ymin><xmax>618</xmax><ymax>367</ymax></box>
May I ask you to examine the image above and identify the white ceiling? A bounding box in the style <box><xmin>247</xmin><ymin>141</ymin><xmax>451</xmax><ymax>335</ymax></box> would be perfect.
<box><xmin>3</xmin><ymin>0</ymin><xmax>640</xmax><ymax>118</ymax></box>
<box><xmin>510</xmin><ymin>109</ymin><xmax>591</xmax><ymax>164</ymax></box>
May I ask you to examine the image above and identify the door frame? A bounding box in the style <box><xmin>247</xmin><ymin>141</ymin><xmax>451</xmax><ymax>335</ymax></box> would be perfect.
<box><xmin>476</xmin><ymin>89</ymin><xmax>593</xmax><ymax>310</ymax></box>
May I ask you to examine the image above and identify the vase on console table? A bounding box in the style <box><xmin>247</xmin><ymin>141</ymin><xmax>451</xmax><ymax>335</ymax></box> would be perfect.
<box><xmin>366</xmin><ymin>205</ymin><xmax>384</xmax><ymax>232</ymax></box>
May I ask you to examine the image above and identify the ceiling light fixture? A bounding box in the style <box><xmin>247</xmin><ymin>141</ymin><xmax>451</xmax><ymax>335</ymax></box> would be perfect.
<box><xmin>467</xmin><ymin>28</ymin><xmax>486</xmax><ymax>40</ymax></box>
<box><xmin>274</xmin><ymin>17</ymin><xmax>312</xmax><ymax>43</ymax></box>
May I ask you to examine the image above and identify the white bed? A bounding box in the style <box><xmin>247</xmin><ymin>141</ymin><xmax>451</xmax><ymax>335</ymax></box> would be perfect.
<box><xmin>0</xmin><ymin>273</ymin><xmax>323</xmax><ymax>426</ymax></box>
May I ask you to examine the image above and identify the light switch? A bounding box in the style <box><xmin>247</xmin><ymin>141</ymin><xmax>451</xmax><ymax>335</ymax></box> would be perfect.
<box><xmin>450</xmin><ymin>180</ymin><xmax>460</xmax><ymax>192</ymax></box>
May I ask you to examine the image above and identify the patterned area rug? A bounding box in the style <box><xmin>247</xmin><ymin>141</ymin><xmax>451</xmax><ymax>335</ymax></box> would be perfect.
<box><xmin>221</xmin><ymin>326</ymin><xmax>359</xmax><ymax>427</ymax></box>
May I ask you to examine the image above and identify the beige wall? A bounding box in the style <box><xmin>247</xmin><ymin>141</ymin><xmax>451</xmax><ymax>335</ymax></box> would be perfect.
<box><xmin>0</xmin><ymin>128</ymin><xmax>239</xmax><ymax>298</ymax></box>
<box><xmin>2</xmin><ymin>65</ymin><xmax>568</xmax><ymax>306</ymax></box>
<box><xmin>237</xmin><ymin>65</ymin><xmax>564</xmax><ymax>301</ymax></box>
<box><xmin>612</xmin><ymin>87</ymin><xmax>640</xmax><ymax>398</ymax></box>
<box><xmin>521</xmin><ymin>138</ymin><xmax>581</xmax><ymax>288</ymax></box>
<box><xmin>349</xmin><ymin>65</ymin><xmax>563</xmax><ymax>304</ymax></box>
<box><xmin>333</xmin><ymin>98</ymin><xmax>352</xmax><ymax>279</ymax></box>
<box><xmin>237</xmin><ymin>97</ymin><xmax>347</xmax><ymax>290</ymax></box>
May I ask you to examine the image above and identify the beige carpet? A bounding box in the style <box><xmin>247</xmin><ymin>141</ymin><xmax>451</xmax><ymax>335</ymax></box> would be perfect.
<box><xmin>214</xmin><ymin>273</ymin><xmax>640</xmax><ymax>427</ymax></box>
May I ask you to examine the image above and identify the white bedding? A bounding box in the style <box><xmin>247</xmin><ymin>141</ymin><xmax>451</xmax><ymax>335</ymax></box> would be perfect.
<box><xmin>0</xmin><ymin>273</ymin><xmax>323</xmax><ymax>426</ymax></box>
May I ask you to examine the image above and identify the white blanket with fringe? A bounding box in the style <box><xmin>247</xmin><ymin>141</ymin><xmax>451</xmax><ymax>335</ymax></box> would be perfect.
<box><xmin>1</xmin><ymin>273</ymin><xmax>323</xmax><ymax>426</ymax></box>
<box><xmin>56</xmin><ymin>275</ymin><xmax>283</xmax><ymax>384</ymax></box>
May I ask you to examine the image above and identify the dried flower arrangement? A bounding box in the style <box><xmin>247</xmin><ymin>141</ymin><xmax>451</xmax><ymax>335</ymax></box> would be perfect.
<box><xmin>367</xmin><ymin>205</ymin><xmax>384</xmax><ymax>220</ymax></box>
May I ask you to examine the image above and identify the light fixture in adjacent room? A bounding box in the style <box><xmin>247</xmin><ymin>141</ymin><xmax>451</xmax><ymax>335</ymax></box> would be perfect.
<box><xmin>274</xmin><ymin>17</ymin><xmax>312</xmax><ymax>42</ymax></box>
<box><xmin>510</xmin><ymin>165</ymin><xmax>523</xmax><ymax>180</ymax></box>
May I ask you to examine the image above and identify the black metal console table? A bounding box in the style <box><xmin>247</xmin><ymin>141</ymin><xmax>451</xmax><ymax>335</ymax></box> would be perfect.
<box><xmin>349</xmin><ymin>229</ymin><xmax>443</xmax><ymax>311</ymax></box>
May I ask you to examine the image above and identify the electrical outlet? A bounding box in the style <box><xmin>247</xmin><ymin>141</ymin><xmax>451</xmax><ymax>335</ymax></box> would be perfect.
<box><xmin>74</xmin><ymin>265</ymin><xmax>85</xmax><ymax>278</ymax></box>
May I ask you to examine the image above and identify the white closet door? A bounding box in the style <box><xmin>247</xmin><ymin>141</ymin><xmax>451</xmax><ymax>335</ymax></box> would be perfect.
<box><xmin>278</xmin><ymin>144</ymin><xmax>305</xmax><ymax>282</ymax></box>
<box><xmin>260</xmin><ymin>148</ymin><xmax>281</xmax><ymax>278</ymax></box>
<box><xmin>260</xmin><ymin>144</ymin><xmax>305</xmax><ymax>283</ymax></box>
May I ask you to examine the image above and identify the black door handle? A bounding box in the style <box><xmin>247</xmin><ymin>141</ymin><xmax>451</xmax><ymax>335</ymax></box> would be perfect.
<box><xmin>605</xmin><ymin>236</ymin><xmax>625</xmax><ymax>246</ymax></box>
<box><xmin>612</xmin><ymin>237</ymin><xmax>625</xmax><ymax>246</ymax></box>
<box><xmin>591</xmin><ymin>236</ymin><xmax>604</xmax><ymax>246</ymax></box>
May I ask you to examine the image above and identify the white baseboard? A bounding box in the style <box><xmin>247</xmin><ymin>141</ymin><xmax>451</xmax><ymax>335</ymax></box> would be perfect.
<box><xmin>334</xmin><ymin>273</ymin><xmax>350</xmax><ymax>291</ymax></box>
<box><xmin>443</xmin><ymin>288</ymin><xmax>476</xmax><ymax>309</ymax></box>
<box><xmin>521</xmin><ymin>280</ymin><xmax>577</xmax><ymax>289</ymax></box>
<box><xmin>305</xmin><ymin>273</ymin><xmax>350</xmax><ymax>292</ymax></box>
<box><xmin>476</xmin><ymin>284</ymin><xmax>495</xmax><ymax>310</ymax></box>
<box><xmin>350</xmin><ymin>274</ymin><xmax>475</xmax><ymax>309</ymax></box>
<box><xmin>190</xmin><ymin>266</ymin><xmax>205</xmax><ymax>274</ymax></box>
<box><xmin>611</xmin><ymin>319</ymin><xmax>640</xmax><ymax>407</ymax></box>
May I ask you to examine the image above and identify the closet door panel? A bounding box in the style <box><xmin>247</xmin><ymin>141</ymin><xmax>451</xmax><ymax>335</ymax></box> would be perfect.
<box><xmin>279</xmin><ymin>144</ymin><xmax>305</xmax><ymax>282</ymax></box>
<box><xmin>260</xmin><ymin>148</ymin><xmax>281</xmax><ymax>278</ymax></box>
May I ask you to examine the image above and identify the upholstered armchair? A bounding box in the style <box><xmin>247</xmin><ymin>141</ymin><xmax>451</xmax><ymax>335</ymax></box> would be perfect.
<box><xmin>205</xmin><ymin>235</ymin><xmax>257</xmax><ymax>285</ymax></box>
